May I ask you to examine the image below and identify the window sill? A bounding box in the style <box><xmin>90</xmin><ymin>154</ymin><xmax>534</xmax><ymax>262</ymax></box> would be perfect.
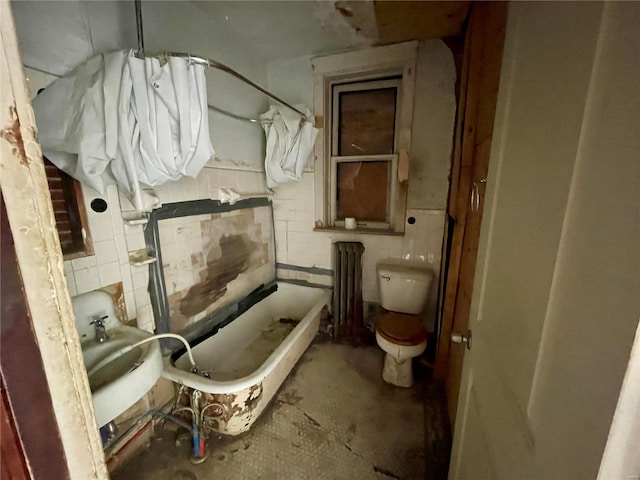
<box><xmin>313</xmin><ymin>226</ymin><xmax>404</xmax><ymax>237</ymax></box>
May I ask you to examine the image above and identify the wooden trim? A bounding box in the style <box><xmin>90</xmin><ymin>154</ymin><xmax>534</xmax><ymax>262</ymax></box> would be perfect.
<box><xmin>435</xmin><ymin>9</ymin><xmax>483</xmax><ymax>381</ymax></box>
<box><xmin>1</xmin><ymin>194</ymin><xmax>69</xmax><ymax>480</ymax></box>
<box><xmin>312</xmin><ymin>41</ymin><xmax>418</xmax><ymax>74</ymax></box>
<box><xmin>434</xmin><ymin>3</ymin><xmax>508</xmax><ymax>425</ymax></box>
<box><xmin>1</xmin><ymin>375</ymin><xmax>30</xmax><ymax>480</ymax></box>
<box><xmin>447</xmin><ymin>25</ymin><xmax>473</xmax><ymax>220</ymax></box>
<box><xmin>312</xmin><ymin>42</ymin><xmax>417</xmax><ymax>232</ymax></box>
<box><xmin>74</xmin><ymin>178</ymin><xmax>94</xmax><ymax>256</ymax></box>
<box><xmin>0</xmin><ymin>4</ymin><xmax>108</xmax><ymax>478</ymax></box>
<box><xmin>44</xmin><ymin>158</ymin><xmax>94</xmax><ymax>259</ymax></box>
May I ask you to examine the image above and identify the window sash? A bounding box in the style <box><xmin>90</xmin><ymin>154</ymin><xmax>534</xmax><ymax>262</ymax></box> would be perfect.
<box><xmin>330</xmin><ymin>154</ymin><xmax>398</xmax><ymax>229</ymax></box>
<box><xmin>312</xmin><ymin>41</ymin><xmax>418</xmax><ymax>233</ymax></box>
<box><xmin>331</xmin><ymin>78</ymin><xmax>403</xmax><ymax>158</ymax></box>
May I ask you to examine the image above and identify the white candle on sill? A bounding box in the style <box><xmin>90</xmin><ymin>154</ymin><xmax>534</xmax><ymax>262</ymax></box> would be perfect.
<box><xmin>344</xmin><ymin>218</ymin><xmax>356</xmax><ymax>230</ymax></box>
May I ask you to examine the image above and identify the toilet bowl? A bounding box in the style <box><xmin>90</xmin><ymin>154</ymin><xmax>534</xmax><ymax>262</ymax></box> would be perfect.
<box><xmin>375</xmin><ymin>259</ymin><xmax>433</xmax><ymax>388</ymax></box>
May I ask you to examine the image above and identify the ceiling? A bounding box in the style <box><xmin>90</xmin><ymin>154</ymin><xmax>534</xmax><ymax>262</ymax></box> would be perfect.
<box><xmin>192</xmin><ymin>1</ymin><xmax>470</xmax><ymax>62</ymax></box>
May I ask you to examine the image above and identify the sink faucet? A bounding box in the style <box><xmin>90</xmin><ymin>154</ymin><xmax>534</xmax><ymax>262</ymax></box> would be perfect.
<box><xmin>90</xmin><ymin>315</ymin><xmax>109</xmax><ymax>343</ymax></box>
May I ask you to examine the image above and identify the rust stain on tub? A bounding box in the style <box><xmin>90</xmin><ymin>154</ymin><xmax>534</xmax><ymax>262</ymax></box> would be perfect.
<box><xmin>189</xmin><ymin>384</ymin><xmax>264</xmax><ymax>434</ymax></box>
<box><xmin>0</xmin><ymin>105</ymin><xmax>28</xmax><ymax>165</ymax></box>
<box><xmin>244</xmin><ymin>384</ymin><xmax>263</xmax><ymax>411</ymax></box>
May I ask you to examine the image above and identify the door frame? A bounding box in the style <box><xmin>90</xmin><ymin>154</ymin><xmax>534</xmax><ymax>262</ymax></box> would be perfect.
<box><xmin>434</xmin><ymin>2</ymin><xmax>508</xmax><ymax>424</ymax></box>
<box><xmin>0</xmin><ymin>4</ymin><xmax>108</xmax><ymax>478</ymax></box>
<box><xmin>448</xmin><ymin>2</ymin><xmax>639</xmax><ymax>477</ymax></box>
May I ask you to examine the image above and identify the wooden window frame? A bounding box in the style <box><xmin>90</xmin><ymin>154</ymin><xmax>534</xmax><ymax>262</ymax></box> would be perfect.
<box><xmin>312</xmin><ymin>41</ymin><xmax>418</xmax><ymax>233</ymax></box>
<box><xmin>330</xmin><ymin>79</ymin><xmax>401</xmax><ymax>229</ymax></box>
<box><xmin>43</xmin><ymin>157</ymin><xmax>93</xmax><ymax>259</ymax></box>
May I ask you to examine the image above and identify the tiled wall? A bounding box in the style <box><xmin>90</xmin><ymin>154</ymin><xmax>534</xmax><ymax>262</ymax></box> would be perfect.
<box><xmin>63</xmin><ymin>167</ymin><xmax>269</xmax><ymax>334</ymax></box>
<box><xmin>65</xmin><ymin>166</ymin><xmax>446</xmax><ymax>333</ymax></box>
<box><xmin>272</xmin><ymin>173</ymin><xmax>446</xmax><ymax>329</ymax></box>
<box><xmin>63</xmin><ymin>183</ymin><xmax>155</xmax><ymax>332</ymax></box>
<box><xmin>157</xmin><ymin>204</ymin><xmax>275</xmax><ymax>333</ymax></box>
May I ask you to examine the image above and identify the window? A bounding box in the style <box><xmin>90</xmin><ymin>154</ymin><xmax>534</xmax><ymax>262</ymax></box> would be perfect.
<box><xmin>44</xmin><ymin>157</ymin><xmax>92</xmax><ymax>257</ymax></box>
<box><xmin>331</xmin><ymin>78</ymin><xmax>401</xmax><ymax>228</ymax></box>
<box><xmin>312</xmin><ymin>42</ymin><xmax>417</xmax><ymax>232</ymax></box>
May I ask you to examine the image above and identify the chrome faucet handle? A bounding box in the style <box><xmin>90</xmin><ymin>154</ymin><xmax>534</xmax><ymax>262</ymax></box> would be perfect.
<box><xmin>90</xmin><ymin>315</ymin><xmax>109</xmax><ymax>326</ymax></box>
<box><xmin>90</xmin><ymin>315</ymin><xmax>109</xmax><ymax>342</ymax></box>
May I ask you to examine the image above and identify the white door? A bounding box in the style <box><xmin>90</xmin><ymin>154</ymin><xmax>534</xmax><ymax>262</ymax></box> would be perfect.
<box><xmin>449</xmin><ymin>2</ymin><xmax>640</xmax><ymax>479</ymax></box>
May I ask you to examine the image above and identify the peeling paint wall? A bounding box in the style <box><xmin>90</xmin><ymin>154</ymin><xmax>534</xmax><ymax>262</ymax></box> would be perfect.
<box><xmin>160</xmin><ymin>206</ymin><xmax>275</xmax><ymax>333</ymax></box>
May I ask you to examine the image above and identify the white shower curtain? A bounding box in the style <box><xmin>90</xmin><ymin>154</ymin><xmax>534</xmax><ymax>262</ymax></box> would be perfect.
<box><xmin>260</xmin><ymin>104</ymin><xmax>317</xmax><ymax>189</ymax></box>
<box><xmin>32</xmin><ymin>49</ymin><xmax>214</xmax><ymax>211</ymax></box>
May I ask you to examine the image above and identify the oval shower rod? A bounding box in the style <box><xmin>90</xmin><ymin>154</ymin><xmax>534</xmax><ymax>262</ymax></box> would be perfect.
<box><xmin>133</xmin><ymin>0</ymin><xmax>308</xmax><ymax>124</ymax></box>
<box><xmin>164</xmin><ymin>52</ymin><xmax>309</xmax><ymax>122</ymax></box>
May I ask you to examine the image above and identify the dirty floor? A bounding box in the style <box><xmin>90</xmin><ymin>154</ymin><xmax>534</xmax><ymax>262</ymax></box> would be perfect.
<box><xmin>112</xmin><ymin>341</ymin><xmax>445</xmax><ymax>480</ymax></box>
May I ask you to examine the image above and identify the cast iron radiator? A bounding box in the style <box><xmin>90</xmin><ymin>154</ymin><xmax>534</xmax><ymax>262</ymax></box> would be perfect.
<box><xmin>333</xmin><ymin>242</ymin><xmax>367</xmax><ymax>344</ymax></box>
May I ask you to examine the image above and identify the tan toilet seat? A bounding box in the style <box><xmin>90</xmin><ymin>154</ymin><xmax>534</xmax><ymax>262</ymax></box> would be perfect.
<box><xmin>375</xmin><ymin>312</ymin><xmax>427</xmax><ymax>346</ymax></box>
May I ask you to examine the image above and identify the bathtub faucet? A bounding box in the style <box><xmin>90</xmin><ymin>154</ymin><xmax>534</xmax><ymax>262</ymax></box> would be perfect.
<box><xmin>191</xmin><ymin>365</ymin><xmax>211</xmax><ymax>378</ymax></box>
<box><xmin>90</xmin><ymin>315</ymin><xmax>109</xmax><ymax>343</ymax></box>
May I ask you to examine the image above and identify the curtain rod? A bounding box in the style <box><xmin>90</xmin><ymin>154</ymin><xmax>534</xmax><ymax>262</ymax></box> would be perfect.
<box><xmin>134</xmin><ymin>0</ymin><xmax>307</xmax><ymax>123</ymax></box>
<box><xmin>207</xmin><ymin>104</ymin><xmax>265</xmax><ymax>124</ymax></box>
<box><xmin>163</xmin><ymin>52</ymin><xmax>308</xmax><ymax>120</ymax></box>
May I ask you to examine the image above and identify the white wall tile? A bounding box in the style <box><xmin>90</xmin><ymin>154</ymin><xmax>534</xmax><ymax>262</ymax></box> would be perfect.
<box><xmin>134</xmin><ymin>287</ymin><xmax>150</xmax><ymax>308</ymax></box>
<box><xmin>120</xmin><ymin>264</ymin><xmax>134</xmax><ymax>294</ymax></box>
<box><xmin>287</xmin><ymin>220</ymin><xmax>313</xmax><ymax>232</ymax></box>
<box><xmin>158</xmin><ymin>223</ymin><xmax>176</xmax><ymax>246</ymax></box>
<box><xmin>125</xmin><ymin>231</ymin><xmax>144</xmax><ymax>251</ymax></box>
<box><xmin>402</xmin><ymin>237</ymin><xmax>416</xmax><ymax>260</ymax></box>
<box><xmin>93</xmin><ymin>239</ymin><xmax>119</xmax><ymax>265</ymax></box>
<box><xmin>98</xmin><ymin>261</ymin><xmax>121</xmax><ymax>286</ymax></box>
<box><xmin>114</xmin><ymin>235</ymin><xmax>130</xmax><ymax>265</ymax></box>
<box><xmin>207</xmin><ymin>169</ymin><xmax>219</xmax><ymax>198</ymax></box>
<box><xmin>88</xmin><ymin>214</ymin><xmax>115</xmax><ymax>242</ymax></box>
<box><xmin>117</xmin><ymin>190</ymin><xmax>136</xmax><ymax>213</ymax></box>
<box><xmin>169</xmin><ymin>180</ymin><xmax>185</xmax><ymax>203</ymax></box>
<box><xmin>156</xmin><ymin>183</ymin><xmax>171</xmax><ymax>205</ymax></box>
<box><xmin>136</xmin><ymin>305</ymin><xmax>155</xmax><ymax>333</ymax></box>
<box><xmin>288</xmin><ymin>209</ymin><xmax>312</xmax><ymax>222</ymax></box>
<box><xmin>218</xmin><ymin>170</ymin><xmax>230</xmax><ymax>190</ymax></box>
<box><xmin>74</xmin><ymin>266</ymin><xmax>100</xmax><ymax>294</ymax></box>
<box><xmin>160</xmin><ymin>242</ymin><xmax>178</xmax><ymax>268</ymax></box>
<box><xmin>125</xmin><ymin>290</ymin><xmax>137</xmax><ymax>321</ymax></box>
<box><xmin>71</xmin><ymin>254</ymin><xmax>97</xmax><ymax>270</ymax></box>
<box><xmin>132</xmin><ymin>267</ymin><xmax>149</xmax><ymax>291</ymax></box>
<box><xmin>196</xmin><ymin>172</ymin><xmax>210</xmax><ymax>199</ymax></box>
<box><xmin>106</xmin><ymin>185</ymin><xmax>125</xmax><ymax>233</ymax></box>
<box><xmin>182</xmin><ymin>177</ymin><xmax>198</xmax><ymax>202</ymax></box>
<box><xmin>64</xmin><ymin>268</ymin><xmax>78</xmax><ymax>297</ymax></box>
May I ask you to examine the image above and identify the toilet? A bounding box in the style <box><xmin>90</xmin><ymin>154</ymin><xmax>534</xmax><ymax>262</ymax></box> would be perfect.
<box><xmin>375</xmin><ymin>259</ymin><xmax>434</xmax><ymax>388</ymax></box>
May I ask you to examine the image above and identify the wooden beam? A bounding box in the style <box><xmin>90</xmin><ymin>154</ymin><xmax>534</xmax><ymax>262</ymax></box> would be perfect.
<box><xmin>375</xmin><ymin>1</ymin><xmax>471</xmax><ymax>43</ymax></box>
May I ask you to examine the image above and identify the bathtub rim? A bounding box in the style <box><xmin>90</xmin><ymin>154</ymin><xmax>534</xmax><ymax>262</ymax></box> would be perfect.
<box><xmin>161</xmin><ymin>287</ymin><xmax>330</xmax><ymax>394</ymax></box>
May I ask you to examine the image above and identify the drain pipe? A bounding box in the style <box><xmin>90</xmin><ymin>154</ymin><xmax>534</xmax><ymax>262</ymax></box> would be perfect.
<box><xmin>104</xmin><ymin>408</ymin><xmax>191</xmax><ymax>458</ymax></box>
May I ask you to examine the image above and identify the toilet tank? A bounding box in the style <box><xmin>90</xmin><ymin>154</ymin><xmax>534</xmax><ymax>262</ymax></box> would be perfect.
<box><xmin>377</xmin><ymin>259</ymin><xmax>434</xmax><ymax>314</ymax></box>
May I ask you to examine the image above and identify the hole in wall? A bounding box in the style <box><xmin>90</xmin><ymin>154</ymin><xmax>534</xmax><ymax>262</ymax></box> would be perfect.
<box><xmin>90</xmin><ymin>198</ymin><xmax>108</xmax><ymax>213</ymax></box>
<box><xmin>407</xmin><ymin>216</ymin><xmax>416</xmax><ymax>225</ymax></box>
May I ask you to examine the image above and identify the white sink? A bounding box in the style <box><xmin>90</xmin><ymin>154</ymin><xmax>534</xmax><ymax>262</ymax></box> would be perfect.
<box><xmin>81</xmin><ymin>326</ymin><xmax>162</xmax><ymax>427</ymax></box>
<box><xmin>72</xmin><ymin>291</ymin><xmax>162</xmax><ymax>428</ymax></box>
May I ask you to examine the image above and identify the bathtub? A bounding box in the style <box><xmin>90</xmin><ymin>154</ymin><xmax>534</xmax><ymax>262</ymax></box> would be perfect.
<box><xmin>161</xmin><ymin>282</ymin><xmax>330</xmax><ymax>435</ymax></box>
